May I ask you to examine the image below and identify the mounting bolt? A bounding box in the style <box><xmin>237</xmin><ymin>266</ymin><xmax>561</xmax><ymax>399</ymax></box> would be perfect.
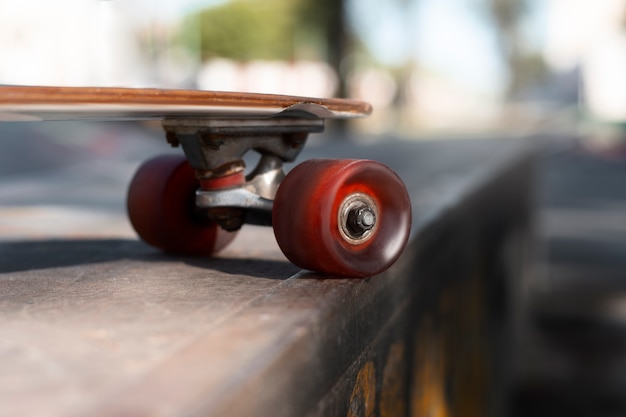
<box><xmin>208</xmin><ymin>208</ymin><xmax>245</xmax><ymax>232</ymax></box>
<box><xmin>347</xmin><ymin>207</ymin><xmax>376</xmax><ymax>236</ymax></box>
<box><xmin>338</xmin><ymin>193</ymin><xmax>379</xmax><ymax>245</ymax></box>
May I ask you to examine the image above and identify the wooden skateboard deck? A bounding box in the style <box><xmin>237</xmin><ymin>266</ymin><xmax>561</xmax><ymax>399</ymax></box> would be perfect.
<box><xmin>0</xmin><ymin>85</ymin><xmax>372</xmax><ymax>122</ymax></box>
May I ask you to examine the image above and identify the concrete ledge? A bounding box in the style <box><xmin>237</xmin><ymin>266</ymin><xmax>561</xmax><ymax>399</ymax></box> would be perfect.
<box><xmin>0</xmin><ymin>134</ymin><xmax>536</xmax><ymax>417</ymax></box>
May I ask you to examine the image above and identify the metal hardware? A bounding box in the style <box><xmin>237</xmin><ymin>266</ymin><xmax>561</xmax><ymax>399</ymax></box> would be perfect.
<box><xmin>338</xmin><ymin>193</ymin><xmax>379</xmax><ymax>244</ymax></box>
<box><xmin>164</xmin><ymin>118</ymin><xmax>324</xmax><ymax>230</ymax></box>
<box><xmin>163</xmin><ymin>118</ymin><xmax>321</xmax><ymax>176</ymax></box>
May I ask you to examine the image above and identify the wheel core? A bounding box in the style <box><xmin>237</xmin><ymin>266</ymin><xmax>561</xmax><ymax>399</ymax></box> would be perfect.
<box><xmin>338</xmin><ymin>192</ymin><xmax>378</xmax><ymax>245</ymax></box>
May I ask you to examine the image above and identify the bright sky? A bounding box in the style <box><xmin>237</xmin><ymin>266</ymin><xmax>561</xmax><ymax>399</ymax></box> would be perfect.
<box><xmin>413</xmin><ymin>0</ymin><xmax>509</xmax><ymax>94</ymax></box>
<box><xmin>350</xmin><ymin>0</ymin><xmax>548</xmax><ymax>96</ymax></box>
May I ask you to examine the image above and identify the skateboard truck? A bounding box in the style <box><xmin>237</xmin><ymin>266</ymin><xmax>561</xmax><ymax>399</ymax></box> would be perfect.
<box><xmin>162</xmin><ymin>117</ymin><xmax>324</xmax><ymax>231</ymax></box>
<box><xmin>148</xmin><ymin>114</ymin><xmax>412</xmax><ymax>277</ymax></box>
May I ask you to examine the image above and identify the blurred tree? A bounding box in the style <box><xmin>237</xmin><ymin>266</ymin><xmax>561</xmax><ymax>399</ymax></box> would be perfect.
<box><xmin>177</xmin><ymin>0</ymin><xmax>300</xmax><ymax>61</ymax></box>
<box><xmin>295</xmin><ymin>0</ymin><xmax>351</xmax><ymax>97</ymax></box>
<box><xmin>176</xmin><ymin>0</ymin><xmax>354</xmax><ymax>97</ymax></box>
<box><xmin>479</xmin><ymin>0</ymin><xmax>548</xmax><ymax>97</ymax></box>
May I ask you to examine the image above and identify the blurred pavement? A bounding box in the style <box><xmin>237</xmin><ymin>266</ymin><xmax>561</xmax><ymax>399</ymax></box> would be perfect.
<box><xmin>513</xmin><ymin>138</ymin><xmax>626</xmax><ymax>417</ymax></box>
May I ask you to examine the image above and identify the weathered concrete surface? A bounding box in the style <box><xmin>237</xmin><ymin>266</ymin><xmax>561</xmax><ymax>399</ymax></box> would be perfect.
<box><xmin>0</xmin><ymin>121</ymin><xmax>536</xmax><ymax>417</ymax></box>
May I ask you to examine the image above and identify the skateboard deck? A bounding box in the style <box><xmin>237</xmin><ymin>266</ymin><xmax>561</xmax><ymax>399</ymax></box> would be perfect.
<box><xmin>0</xmin><ymin>85</ymin><xmax>372</xmax><ymax>122</ymax></box>
<box><xmin>0</xmin><ymin>85</ymin><xmax>410</xmax><ymax>278</ymax></box>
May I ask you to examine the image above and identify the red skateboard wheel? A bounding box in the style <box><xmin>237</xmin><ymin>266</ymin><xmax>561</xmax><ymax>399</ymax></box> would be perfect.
<box><xmin>127</xmin><ymin>155</ymin><xmax>239</xmax><ymax>256</ymax></box>
<box><xmin>273</xmin><ymin>159</ymin><xmax>411</xmax><ymax>277</ymax></box>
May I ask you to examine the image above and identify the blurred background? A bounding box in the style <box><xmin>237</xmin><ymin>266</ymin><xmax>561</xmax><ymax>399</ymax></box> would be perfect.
<box><xmin>2</xmin><ymin>1</ymin><xmax>626</xmax><ymax>416</ymax></box>
<box><xmin>0</xmin><ymin>0</ymin><xmax>625</xmax><ymax>138</ymax></box>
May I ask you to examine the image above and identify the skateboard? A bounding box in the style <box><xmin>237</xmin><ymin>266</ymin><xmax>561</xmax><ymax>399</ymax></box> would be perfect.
<box><xmin>0</xmin><ymin>86</ymin><xmax>411</xmax><ymax>277</ymax></box>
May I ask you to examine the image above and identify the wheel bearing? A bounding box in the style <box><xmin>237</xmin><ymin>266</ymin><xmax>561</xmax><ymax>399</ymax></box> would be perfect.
<box><xmin>338</xmin><ymin>193</ymin><xmax>379</xmax><ymax>245</ymax></box>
